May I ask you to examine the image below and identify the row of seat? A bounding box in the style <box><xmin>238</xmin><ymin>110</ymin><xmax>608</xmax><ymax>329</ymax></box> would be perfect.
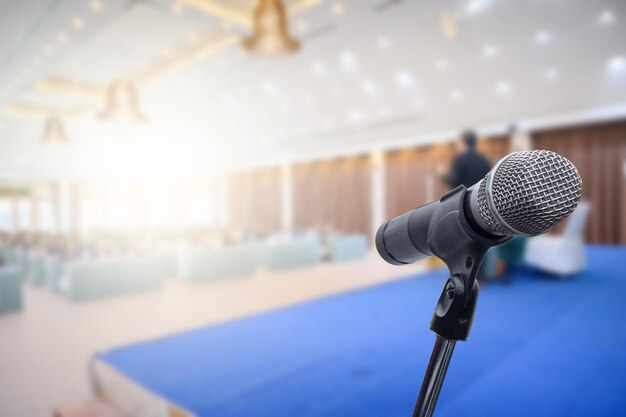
<box><xmin>0</xmin><ymin>234</ymin><xmax>369</xmax><ymax>307</ymax></box>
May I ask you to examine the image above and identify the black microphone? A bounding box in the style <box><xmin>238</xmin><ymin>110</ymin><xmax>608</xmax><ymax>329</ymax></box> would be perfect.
<box><xmin>375</xmin><ymin>150</ymin><xmax>583</xmax><ymax>266</ymax></box>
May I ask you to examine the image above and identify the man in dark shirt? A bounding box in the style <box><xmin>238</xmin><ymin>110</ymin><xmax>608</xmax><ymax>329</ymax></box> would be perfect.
<box><xmin>443</xmin><ymin>130</ymin><xmax>491</xmax><ymax>189</ymax></box>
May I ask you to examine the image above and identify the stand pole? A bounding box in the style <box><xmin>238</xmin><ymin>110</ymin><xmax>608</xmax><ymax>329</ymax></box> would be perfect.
<box><xmin>412</xmin><ymin>336</ymin><xmax>456</xmax><ymax>417</ymax></box>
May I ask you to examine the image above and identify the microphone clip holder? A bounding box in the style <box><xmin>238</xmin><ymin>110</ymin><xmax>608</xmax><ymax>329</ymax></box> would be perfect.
<box><xmin>412</xmin><ymin>186</ymin><xmax>509</xmax><ymax>417</ymax></box>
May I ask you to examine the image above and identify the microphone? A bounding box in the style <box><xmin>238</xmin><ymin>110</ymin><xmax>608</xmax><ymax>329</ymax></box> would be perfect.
<box><xmin>375</xmin><ymin>150</ymin><xmax>583</xmax><ymax>266</ymax></box>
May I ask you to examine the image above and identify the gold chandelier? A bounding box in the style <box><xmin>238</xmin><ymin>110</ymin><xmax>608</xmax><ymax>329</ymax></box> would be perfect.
<box><xmin>42</xmin><ymin>116</ymin><xmax>68</xmax><ymax>143</ymax></box>
<box><xmin>98</xmin><ymin>79</ymin><xmax>146</xmax><ymax>122</ymax></box>
<box><xmin>242</xmin><ymin>0</ymin><xmax>300</xmax><ymax>56</ymax></box>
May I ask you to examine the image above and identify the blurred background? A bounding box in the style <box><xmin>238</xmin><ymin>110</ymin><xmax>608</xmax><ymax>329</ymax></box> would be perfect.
<box><xmin>0</xmin><ymin>0</ymin><xmax>625</xmax><ymax>416</ymax></box>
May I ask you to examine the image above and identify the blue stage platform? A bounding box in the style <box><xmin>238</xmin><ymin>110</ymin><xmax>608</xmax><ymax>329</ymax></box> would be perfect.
<box><xmin>98</xmin><ymin>246</ymin><xmax>626</xmax><ymax>417</ymax></box>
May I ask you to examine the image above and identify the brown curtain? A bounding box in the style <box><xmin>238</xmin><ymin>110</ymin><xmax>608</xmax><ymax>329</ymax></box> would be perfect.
<box><xmin>227</xmin><ymin>167</ymin><xmax>282</xmax><ymax>233</ymax></box>
<box><xmin>385</xmin><ymin>136</ymin><xmax>510</xmax><ymax>218</ymax></box>
<box><xmin>292</xmin><ymin>156</ymin><xmax>371</xmax><ymax>236</ymax></box>
<box><xmin>532</xmin><ymin>120</ymin><xmax>626</xmax><ymax>244</ymax></box>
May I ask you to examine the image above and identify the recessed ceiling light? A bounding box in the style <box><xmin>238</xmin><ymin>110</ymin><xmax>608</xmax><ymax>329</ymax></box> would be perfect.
<box><xmin>262</xmin><ymin>80</ymin><xmax>280</xmax><ymax>97</ymax></box>
<box><xmin>56</xmin><ymin>32</ymin><xmax>69</xmax><ymax>43</ymax></box>
<box><xmin>495</xmin><ymin>80</ymin><xmax>513</xmax><ymax>95</ymax></box>
<box><xmin>331</xmin><ymin>2</ymin><xmax>345</xmax><ymax>17</ymax></box>
<box><xmin>395</xmin><ymin>71</ymin><xmax>416</xmax><ymax>91</ymax></box>
<box><xmin>450</xmin><ymin>89</ymin><xmax>464</xmax><ymax>102</ymax></box>
<box><xmin>296</xmin><ymin>19</ymin><xmax>308</xmax><ymax>32</ymax></box>
<box><xmin>607</xmin><ymin>55</ymin><xmax>626</xmax><ymax>75</ymax></box>
<box><xmin>378</xmin><ymin>106</ymin><xmax>390</xmax><ymax>117</ymax></box>
<box><xmin>311</xmin><ymin>61</ymin><xmax>328</xmax><ymax>77</ymax></box>
<box><xmin>542</xmin><ymin>68</ymin><xmax>560</xmax><ymax>81</ymax></box>
<box><xmin>331</xmin><ymin>87</ymin><xmax>343</xmax><ymax>98</ymax></box>
<box><xmin>482</xmin><ymin>44</ymin><xmax>498</xmax><ymax>58</ymax></box>
<box><xmin>43</xmin><ymin>45</ymin><xmax>56</xmax><ymax>56</ymax></box>
<box><xmin>71</xmin><ymin>16</ymin><xmax>85</xmax><ymax>29</ymax></box>
<box><xmin>340</xmin><ymin>52</ymin><xmax>358</xmax><ymax>72</ymax></box>
<box><xmin>223</xmin><ymin>95</ymin><xmax>237</xmax><ymax>109</ymax></box>
<box><xmin>435</xmin><ymin>58</ymin><xmax>450</xmax><ymax>71</ymax></box>
<box><xmin>533</xmin><ymin>30</ymin><xmax>553</xmax><ymax>45</ymax></box>
<box><xmin>412</xmin><ymin>99</ymin><xmax>424</xmax><ymax>111</ymax></box>
<box><xmin>597</xmin><ymin>9</ymin><xmax>615</xmax><ymax>26</ymax></box>
<box><xmin>377</xmin><ymin>36</ymin><xmax>391</xmax><ymax>49</ymax></box>
<box><xmin>187</xmin><ymin>33</ymin><xmax>199</xmax><ymax>43</ymax></box>
<box><xmin>172</xmin><ymin>1</ymin><xmax>184</xmax><ymax>14</ymax></box>
<box><xmin>90</xmin><ymin>0</ymin><xmax>103</xmax><ymax>12</ymax></box>
<box><xmin>349</xmin><ymin>109</ymin><xmax>366</xmax><ymax>123</ymax></box>
<box><xmin>361</xmin><ymin>80</ymin><xmax>378</xmax><ymax>96</ymax></box>
<box><xmin>466</xmin><ymin>0</ymin><xmax>491</xmax><ymax>16</ymax></box>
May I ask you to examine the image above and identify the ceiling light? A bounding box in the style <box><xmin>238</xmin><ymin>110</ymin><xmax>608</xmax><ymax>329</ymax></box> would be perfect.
<box><xmin>242</xmin><ymin>0</ymin><xmax>300</xmax><ymax>56</ymax></box>
<box><xmin>435</xmin><ymin>58</ymin><xmax>450</xmax><ymax>71</ymax></box>
<box><xmin>56</xmin><ymin>32</ymin><xmax>69</xmax><ymax>43</ymax></box>
<box><xmin>361</xmin><ymin>80</ymin><xmax>378</xmax><ymax>96</ymax></box>
<box><xmin>171</xmin><ymin>1</ymin><xmax>184</xmax><ymax>14</ymax></box>
<box><xmin>311</xmin><ymin>61</ymin><xmax>328</xmax><ymax>77</ymax></box>
<box><xmin>331</xmin><ymin>87</ymin><xmax>343</xmax><ymax>98</ymax></box>
<box><xmin>42</xmin><ymin>116</ymin><xmax>68</xmax><ymax>143</ymax></box>
<box><xmin>223</xmin><ymin>95</ymin><xmax>237</xmax><ymax>109</ymax></box>
<box><xmin>261</xmin><ymin>80</ymin><xmax>280</xmax><ymax>96</ymax></box>
<box><xmin>466</xmin><ymin>0</ymin><xmax>491</xmax><ymax>16</ymax></box>
<box><xmin>378</xmin><ymin>106</ymin><xmax>390</xmax><ymax>117</ymax></box>
<box><xmin>43</xmin><ymin>45</ymin><xmax>56</xmax><ymax>56</ymax></box>
<box><xmin>450</xmin><ymin>89</ymin><xmax>464</xmax><ymax>102</ymax></box>
<box><xmin>296</xmin><ymin>19</ymin><xmax>308</xmax><ymax>32</ymax></box>
<box><xmin>412</xmin><ymin>99</ymin><xmax>424</xmax><ymax>111</ymax></box>
<box><xmin>331</xmin><ymin>2</ymin><xmax>345</xmax><ymax>17</ymax></box>
<box><xmin>482</xmin><ymin>44</ymin><xmax>497</xmax><ymax>58</ymax></box>
<box><xmin>597</xmin><ymin>9</ymin><xmax>615</xmax><ymax>26</ymax></box>
<box><xmin>71</xmin><ymin>16</ymin><xmax>85</xmax><ymax>29</ymax></box>
<box><xmin>349</xmin><ymin>109</ymin><xmax>366</xmax><ymax>123</ymax></box>
<box><xmin>32</xmin><ymin>57</ymin><xmax>42</xmax><ymax>66</ymax></box>
<box><xmin>607</xmin><ymin>55</ymin><xmax>626</xmax><ymax>75</ymax></box>
<box><xmin>377</xmin><ymin>36</ymin><xmax>391</xmax><ymax>49</ymax></box>
<box><xmin>395</xmin><ymin>71</ymin><xmax>416</xmax><ymax>91</ymax></box>
<box><xmin>90</xmin><ymin>0</ymin><xmax>103</xmax><ymax>12</ymax></box>
<box><xmin>533</xmin><ymin>30</ymin><xmax>553</xmax><ymax>45</ymax></box>
<box><xmin>98</xmin><ymin>80</ymin><xmax>146</xmax><ymax>122</ymax></box>
<box><xmin>495</xmin><ymin>80</ymin><xmax>513</xmax><ymax>95</ymax></box>
<box><xmin>542</xmin><ymin>68</ymin><xmax>559</xmax><ymax>81</ymax></box>
<box><xmin>440</xmin><ymin>13</ymin><xmax>457</xmax><ymax>39</ymax></box>
<box><xmin>340</xmin><ymin>52</ymin><xmax>358</xmax><ymax>72</ymax></box>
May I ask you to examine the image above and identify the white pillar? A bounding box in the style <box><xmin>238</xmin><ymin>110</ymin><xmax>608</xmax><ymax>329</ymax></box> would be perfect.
<box><xmin>281</xmin><ymin>163</ymin><xmax>293</xmax><ymax>232</ymax></box>
<box><xmin>217</xmin><ymin>174</ymin><xmax>229</xmax><ymax>229</ymax></box>
<box><xmin>57</xmin><ymin>180</ymin><xmax>73</xmax><ymax>234</ymax></box>
<box><xmin>371</xmin><ymin>151</ymin><xmax>386</xmax><ymax>242</ymax></box>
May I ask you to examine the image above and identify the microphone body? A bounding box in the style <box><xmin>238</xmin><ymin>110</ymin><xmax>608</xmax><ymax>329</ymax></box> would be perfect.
<box><xmin>376</xmin><ymin>150</ymin><xmax>582</xmax><ymax>267</ymax></box>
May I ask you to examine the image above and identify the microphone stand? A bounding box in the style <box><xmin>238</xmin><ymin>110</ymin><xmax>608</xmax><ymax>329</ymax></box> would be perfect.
<box><xmin>410</xmin><ymin>186</ymin><xmax>508</xmax><ymax>417</ymax></box>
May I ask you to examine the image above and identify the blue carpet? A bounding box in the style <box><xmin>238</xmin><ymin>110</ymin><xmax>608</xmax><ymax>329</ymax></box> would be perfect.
<box><xmin>99</xmin><ymin>246</ymin><xmax>626</xmax><ymax>417</ymax></box>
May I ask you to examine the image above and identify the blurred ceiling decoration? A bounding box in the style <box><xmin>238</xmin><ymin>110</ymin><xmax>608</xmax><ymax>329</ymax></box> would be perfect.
<box><xmin>98</xmin><ymin>80</ymin><xmax>146</xmax><ymax>122</ymax></box>
<box><xmin>440</xmin><ymin>12</ymin><xmax>457</xmax><ymax>40</ymax></box>
<box><xmin>7</xmin><ymin>103</ymin><xmax>85</xmax><ymax>119</ymax></box>
<box><xmin>136</xmin><ymin>32</ymin><xmax>239</xmax><ymax>84</ymax></box>
<box><xmin>42</xmin><ymin>116</ymin><xmax>68</xmax><ymax>143</ymax></box>
<box><xmin>242</xmin><ymin>0</ymin><xmax>300</xmax><ymax>55</ymax></box>
<box><xmin>36</xmin><ymin>77</ymin><xmax>104</xmax><ymax>102</ymax></box>
<box><xmin>180</xmin><ymin>0</ymin><xmax>252</xmax><ymax>27</ymax></box>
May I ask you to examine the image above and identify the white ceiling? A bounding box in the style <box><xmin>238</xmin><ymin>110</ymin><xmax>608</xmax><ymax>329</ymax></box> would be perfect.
<box><xmin>0</xmin><ymin>0</ymin><xmax>625</xmax><ymax>180</ymax></box>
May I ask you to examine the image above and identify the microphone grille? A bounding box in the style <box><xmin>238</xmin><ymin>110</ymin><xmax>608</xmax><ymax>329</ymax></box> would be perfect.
<box><xmin>477</xmin><ymin>150</ymin><xmax>582</xmax><ymax>236</ymax></box>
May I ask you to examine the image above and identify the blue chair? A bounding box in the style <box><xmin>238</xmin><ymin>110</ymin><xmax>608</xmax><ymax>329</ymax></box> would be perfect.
<box><xmin>265</xmin><ymin>235</ymin><xmax>322</xmax><ymax>270</ymax></box>
<box><xmin>185</xmin><ymin>242</ymin><xmax>263</xmax><ymax>283</ymax></box>
<box><xmin>330</xmin><ymin>234</ymin><xmax>369</xmax><ymax>262</ymax></box>
<box><xmin>0</xmin><ymin>265</ymin><xmax>23</xmax><ymax>314</ymax></box>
